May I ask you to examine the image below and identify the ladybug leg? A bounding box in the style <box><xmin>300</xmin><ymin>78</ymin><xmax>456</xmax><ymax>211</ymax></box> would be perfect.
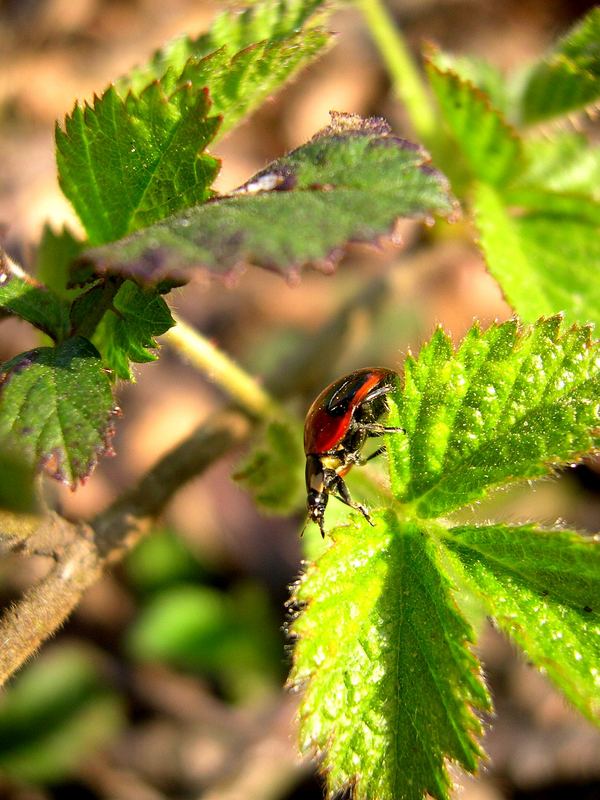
<box><xmin>331</xmin><ymin>475</ymin><xmax>375</xmax><ymax>527</ymax></box>
<box><xmin>359</xmin><ymin>444</ymin><xmax>386</xmax><ymax>465</ymax></box>
<box><xmin>360</xmin><ymin>423</ymin><xmax>405</xmax><ymax>436</ymax></box>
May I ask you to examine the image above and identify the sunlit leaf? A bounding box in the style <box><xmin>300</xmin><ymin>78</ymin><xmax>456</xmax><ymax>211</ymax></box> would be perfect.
<box><xmin>79</xmin><ymin>114</ymin><xmax>454</xmax><ymax>285</ymax></box>
<box><xmin>473</xmin><ymin>181</ymin><xmax>600</xmax><ymax>327</ymax></box>
<box><xmin>290</xmin><ymin>513</ymin><xmax>490</xmax><ymax>800</ymax></box>
<box><xmin>385</xmin><ymin>317</ymin><xmax>600</xmax><ymax>518</ymax></box>
<box><xmin>444</xmin><ymin>524</ymin><xmax>600</xmax><ymax>721</ymax></box>
<box><xmin>92</xmin><ymin>280</ymin><xmax>174</xmax><ymax>380</ymax></box>
<box><xmin>56</xmin><ymin>84</ymin><xmax>220</xmax><ymax>245</ymax></box>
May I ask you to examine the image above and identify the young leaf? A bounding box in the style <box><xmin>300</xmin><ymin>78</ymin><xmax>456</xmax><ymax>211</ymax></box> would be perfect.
<box><xmin>425</xmin><ymin>57</ymin><xmax>524</xmax><ymax>186</ymax></box>
<box><xmin>56</xmin><ymin>84</ymin><xmax>221</xmax><ymax>245</ymax></box>
<box><xmin>385</xmin><ymin>317</ymin><xmax>600</xmax><ymax>519</ymax></box>
<box><xmin>92</xmin><ymin>280</ymin><xmax>175</xmax><ymax>381</ymax></box>
<box><xmin>0</xmin><ymin>337</ymin><xmax>115</xmax><ymax>487</ymax></box>
<box><xmin>0</xmin><ymin>252</ymin><xmax>69</xmax><ymax>342</ymax></box>
<box><xmin>515</xmin><ymin>8</ymin><xmax>600</xmax><ymax>125</ymax></box>
<box><xmin>443</xmin><ymin>524</ymin><xmax>600</xmax><ymax>721</ymax></box>
<box><xmin>290</xmin><ymin>513</ymin><xmax>490</xmax><ymax>800</ymax></box>
<box><xmin>79</xmin><ymin>114</ymin><xmax>455</xmax><ymax>285</ymax></box>
<box><xmin>161</xmin><ymin>28</ymin><xmax>329</xmax><ymax>144</ymax></box>
<box><xmin>117</xmin><ymin>0</ymin><xmax>329</xmax><ymax>97</ymax></box>
<box><xmin>473</xmin><ymin>182</ymin><xmax>600</xmax><ymax>327</ymax></box>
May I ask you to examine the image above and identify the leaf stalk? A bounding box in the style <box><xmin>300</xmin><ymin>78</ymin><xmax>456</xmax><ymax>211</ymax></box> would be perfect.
<box><xmin>356</xmin><ymin>0</ymin><xmax>437</xmax><ymax>144</ymax></box>
<box><xmin>163</xmin><ymin>316</ymin><xmax>281</xmax><ymax>419</ymax></box>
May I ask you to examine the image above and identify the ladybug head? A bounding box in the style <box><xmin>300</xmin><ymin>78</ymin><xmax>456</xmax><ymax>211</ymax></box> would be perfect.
<box><xmin>307</xmin><ymin>489</ymin><xmax>328</xmax><ymax>538</ymax></box>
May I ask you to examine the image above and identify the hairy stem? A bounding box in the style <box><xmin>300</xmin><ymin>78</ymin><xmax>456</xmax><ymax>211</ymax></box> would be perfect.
<box><xmin>356</xmin><ymin>0</ymin><xmax>436</xmax><ymax>144</ymax></box>
<box><xmin>163</xmin><ymin>316</ymin><xmax>281</xmax><ymax>419</ymax></box>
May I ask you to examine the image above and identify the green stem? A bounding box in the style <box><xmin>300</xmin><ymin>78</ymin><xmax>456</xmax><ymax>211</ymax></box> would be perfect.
<box><xmin>163</xmin><ymin>316</ymin><xmax>281</xmax><ymax>419</ymax></box>
<box><xmin>356</xmin><ymin>0</ymin><xmax>436</xmax><ymax>145</ymax></box>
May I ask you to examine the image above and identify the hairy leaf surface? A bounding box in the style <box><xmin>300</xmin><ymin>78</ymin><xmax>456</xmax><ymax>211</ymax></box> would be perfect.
<box><xmin>444</xmin><ymin>524</ymin><xmax>600</xmax><ymax>721</ymax></box>
<box><xmin>516</xmin><ymin>8</ymin><xmax>600</xmax><ymax>125</ymax></box>
<box><xmin>290</xmin><ymin>513</ymin><xmax>490</xmax><ymax>800</ymax></box>
<box><xmin>79</xmin><ymin>114</ymin><xmax>454</xmax><ymax>284</ymax></box>
<box><xmin>474</xmin><ymin>182</ymin><xmax>600</xmax><ymax>327</ymax></box>
<box><xmin>385</xmin><ymin>317</ymin><xmax>600</xmax><ymax>518</ymax></box>
<box><xmin>118</xmin><ymin>0</ymin><xmax>329</xmax><ymax>97</ymax></box>
<box><xmin>0</xmin><ymin>337</ymin><xmax>115</xmax><ymax>487</ymax></box>
<box><xmin>0</xmin><ymin>253</ymin><xmax>69</xmax><ymax>342</ymax></box>
<box><xmin>56</xmin><ymin>84</ymin><xmax>220</xmax><ymax>245</ymax></box>
<box><xmin>92</xmin><ymin>281</ymin><xmax>175</xmax><ymax>381</ymax></box>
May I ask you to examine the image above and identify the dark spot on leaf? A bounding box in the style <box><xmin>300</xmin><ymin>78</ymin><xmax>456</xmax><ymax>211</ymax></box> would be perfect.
<box><xmin>583</xmin><ymin>605</ymin><xmax>593</xmax><ymax>613</ymax></box>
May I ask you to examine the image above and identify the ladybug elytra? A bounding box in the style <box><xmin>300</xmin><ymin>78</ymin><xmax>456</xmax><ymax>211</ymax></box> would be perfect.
<box><xmin>304</xmin><ymin>367</ymin><xmax>402</xmax><ymax>537</ymax></box>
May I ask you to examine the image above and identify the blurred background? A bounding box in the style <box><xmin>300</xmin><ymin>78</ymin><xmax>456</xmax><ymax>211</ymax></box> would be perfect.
<box><xmin>1</xmin><ymin>0</ymin><xmax>600</xmax><ymax>798</ymax></box>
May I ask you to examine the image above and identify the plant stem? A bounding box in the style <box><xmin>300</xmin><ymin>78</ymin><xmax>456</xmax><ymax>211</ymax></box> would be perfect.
<box><xmin>163</xmin><ymin>316</ymin><xmax>281</xmax><ymax>419</ymax></box>
<box><xmin>356</xmin><ymin>0</ymin><xmax>436</xmax><ymax>145</ymax></box>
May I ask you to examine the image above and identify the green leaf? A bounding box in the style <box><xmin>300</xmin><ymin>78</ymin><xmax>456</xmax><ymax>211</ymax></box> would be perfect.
<box><xmin>473</xmin><ymin>181</ymin><xmax>600</xmax><ymax>327</ymax></box>
<box><xmin>79</xmin><ymin>114</ymin><xmax>455</xmax><ymax>284</ymax></box>
<box><xmin>290</xmin><ymin>512</ymin><xmax>490</xmax><ymax>800</ymax></box>
<box><xmin>0</xmin><ymin>449</ymin><xmax>37</xmax><ymax>513</ymax></box>
<box><xmin>0</xmin><ymin>252</ymin><xmax>70</xmax><ymax>341</ymax></box>
<box><xmin>56</xmin><ymin>83</ymin><xmax>221</xmax><ymax>245</ymax></box>
<box><xmin>234</xmin><ymin>419</ymin><xmax>305</xmax><ymax>513</ymax></box>
<box><xmin>518</xmin><ymin>133</ymin><xmax>600</xmax><ymax>200</ymax></box>
<box><xmin>425</xmin><ymin>56</ymin><xmax>524</xmax><ymax>186</ymax></box>
<box><xmin>0</xmin><ymin>336</ymin><xmax>115</xmax><ymax>487</ymax></box>
<box><xmin>425</xmin><ymin>50</ymin><xmax>509</xmax><ymax>115</ymax></box>
<box><xmin>127</xmin><ymin>582</ymin><xmax>282</xmax><ymax>699</ymax></box>
<box><xmin>117</xmin><ymin>0</ymin><xmax>329</xmax><ymax>99</ymax></box>
<box><xmin>166</xmin><ymin>28</ymin><xmax>328</xmax><ymax>143</ymax></box>
<box><xmin>385</xmin><ymin>317</ymin><xmax>600</xmax><ymax>518</ymax></box>
<box><xmin>515</xmin><ymin>8</ymin><xmax>600</xmax><ymax>125</ymax></box>
<box><xmin>0</xmin><ymin>644</ymin><xmax>124</xmax><ymax>784</ymax></box>
<box><xmin>36</xmin><ymin>223</ymin><xmax>84</xmax><ymax>300</ymax></box>
<box><xmin>92</xmin><ymin>280</ymin><xmax>174</xmax><ymax>381</ymax></box>
<box><xmin>125</xmin><ymin>528</ymin><xmax>208</xmax><ymax>594</ymax></box>
<box><xmin>443</xmin><ymin>524</ymin><xmax>600</xmax><ymax>721</ymax></box>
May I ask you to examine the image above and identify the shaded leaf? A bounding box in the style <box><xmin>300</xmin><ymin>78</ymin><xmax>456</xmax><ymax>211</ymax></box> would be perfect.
<box><xmin>234</xmin><ymin>419</ymin><xmax>305</xmax><ymax>513</ymax></box>
<box><xmin>443</xmin><ymin>524</ymin><xmax>600</xmax><ymax>721</ymax></box>
<box><xmin>92</xmin><ymin>280</ymin><xmax>175</xmax><ymax>381</ymax></box>
<box><xmin>36</xmin><ymin>224</ymin><xmax>84</xmax><ymax>301</ymax></box>
<box><xmin>290</xmin><ymin>513</ymin><xmax>490</xmax><ymax>800</ymax></box>
<box><xmin>0</xmin><ymin>252</ymin><xmax>69</xmax><ymax>342</ymax></box>
<box><xmin>425</xmin><ymin>56</ymin><xmax>524</xmax><ymax>186</ymax></box>
<box><xmin>515</xmin><ymin>8</ymin><xmax>600</xmax><ymax>125</ymax></box>
<box><xmin>385</xmin><ymin>317</ymin><xmax>600</xmax><ymax>518</ymax></box>
<box><xmin>0</xmin><ymin>448</ymin><xmax>37</xmax><ymax>513</ymax></box>
<box><xmin>56</xmin><ymin>84</ymin><xmax>221</xmax><ymax>245</ymax></box>
<box><xmin>127</xmin><ymin>582</ymin><xmax>282</xmax><ymax>700</ymax></box>
<box><xmin>79</xmin><ymin>114</ymin><xmax>455</xmax><ymax>285</ymax></box>
<box><xmin>0</xmin><ymin>337</ymin><xmax>115</xmax><ymax>487</ymax></box>
<box><xmin>473</xmin><ymin>181</ymin><xmax>600</xmax><ymax>327</ymax></box>
<box><xmin>0</xmin><ymin>645</ymin><xmax>123</xmax><ymax>784</ymax></box>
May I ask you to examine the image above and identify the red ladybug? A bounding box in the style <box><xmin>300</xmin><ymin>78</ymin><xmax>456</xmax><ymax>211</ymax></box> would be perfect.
<box><xmin>304</xmin><ymin>367</ymin><xmax>402</xmax><ymax>537</ymax></box>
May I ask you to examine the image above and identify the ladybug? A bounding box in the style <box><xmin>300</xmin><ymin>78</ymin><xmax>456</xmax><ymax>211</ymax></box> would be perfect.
<box><xmin>304</xmin><ymin>367</ymin><xmax>402</xmax><ymax>537</ymax></box>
